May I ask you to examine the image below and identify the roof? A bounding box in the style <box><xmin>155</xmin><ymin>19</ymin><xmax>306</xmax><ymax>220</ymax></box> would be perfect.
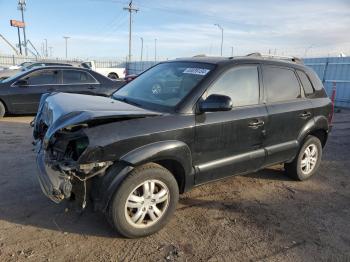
<box><xmin>173</xmin><ymin>54</ymin><xmax>306</xmax><ymax>69</ymax></box>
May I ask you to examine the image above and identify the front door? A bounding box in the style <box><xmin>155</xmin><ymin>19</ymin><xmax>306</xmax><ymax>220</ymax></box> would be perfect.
<box><xmin>9</xmin><ymin>69</ymin><xmax>60</xmax><ymax>113</ymax></box>
<box><xmin>193</xmin><ymin>64</ymin><xmax>268</xmax><ymax>184</ymax></box>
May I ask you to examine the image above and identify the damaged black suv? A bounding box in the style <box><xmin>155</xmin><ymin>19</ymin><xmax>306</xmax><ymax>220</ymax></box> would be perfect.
<box><xmin>33</xmin><ymin>54</ymin><xmax>332</xmax><ymax>238</ymax></box>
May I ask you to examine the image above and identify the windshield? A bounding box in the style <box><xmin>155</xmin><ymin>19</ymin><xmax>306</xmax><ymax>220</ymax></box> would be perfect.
<box><xmin>0</xmin><ymin>70</ymin><xmax>27</xmax><ymax>83</ymax></box>
<box><xmin>113</xmin><ymin>62</ymin><xmax>214</xmax><ymax>111</ymax></box>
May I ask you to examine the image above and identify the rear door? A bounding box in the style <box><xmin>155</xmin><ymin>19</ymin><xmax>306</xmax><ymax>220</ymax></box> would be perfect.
<box><xmin>262</xmin><ymin>65</ymin><xmax>313</xmax><ymax>166</ymax></box>
<box><xmin>60</xmin><ymin>69</ymin><xmax>100</xmax><ymax>95</ymax></box>
<box><xmin>8</xmin><ymin>69</ymin><xmax>59</xmax><ymax>113</ymax></box>
<box><xmin>193</xmin><ymin>64</ymin><xmax>268</xmax><ymax>184</ymax></box>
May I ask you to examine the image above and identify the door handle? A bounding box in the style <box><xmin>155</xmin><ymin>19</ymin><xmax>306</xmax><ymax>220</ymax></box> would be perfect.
<box><xmin>88</xmin><ymin>86</ymin><xmax>96</xmax><ymax>90</ymax></box>
<box><xmin>248</xmin><ymin>119</ymin><xmax>265</xmax><ymax>128</ymax></box>
<box><xmin>299</xmin><ymin>111</ymin><xmax>311</xmax><ymax>118</ymax></box>
<box><xmin>47</xmin><ymin>87</ymin><xmax>56</xmax><ymax>92</ymax></box>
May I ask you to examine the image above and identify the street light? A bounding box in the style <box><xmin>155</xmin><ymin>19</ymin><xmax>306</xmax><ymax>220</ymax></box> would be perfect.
<box><xmin>63</xmin><ymin>36</ymin><xmax>70</xmax><ymax>58</ymax></box>
<box><xmin>214</xmin><ymin>24</ymin><xmax>224</xmax><ymax>56</ymax></box>
<box><xmin>154</xmin><ymin>38</ymin><xmax>157</xmax><ymax>62</ymax></box>
<box><xmin>140</xmin><ymin>37</ymin><xmax>144</xmax><ymax>70</ymax></box>
<box><xmin>140</xmin><ymin>37</ymin><xmax>144</xmax><ymax>62</ymax></box>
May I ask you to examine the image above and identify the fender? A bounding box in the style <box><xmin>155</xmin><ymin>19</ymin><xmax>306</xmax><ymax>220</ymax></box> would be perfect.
<box><xmin>120</xmin><ymin>140</ymin><xmax>193</xmax><ymax>177</ymax></box>
<box><xmin>297</xmin><ymin>115</ymin><xmax>329</xmax><ymax>145</ymax></box>
<box><xmin>95</xmin><ymin>140</ymin><xmax>193</xmax><ymax>212</ymax></box>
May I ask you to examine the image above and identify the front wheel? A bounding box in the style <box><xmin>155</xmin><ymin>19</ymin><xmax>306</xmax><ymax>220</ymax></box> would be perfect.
<box><xmin>108</xmin><ymin>163</ymin><xmax>179</xmax><ymax>238</ymax></box>
<box><xmin>285</xmin><ymin>135</ymin><xmax>323</xmax><ymax>180</ymax></box>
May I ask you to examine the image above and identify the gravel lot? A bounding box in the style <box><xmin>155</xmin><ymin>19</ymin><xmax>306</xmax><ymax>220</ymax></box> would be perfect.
<box><xmin>0</xmin><ymin>111</ymin><xmax>349</xmax><ymax>262</ymax></box>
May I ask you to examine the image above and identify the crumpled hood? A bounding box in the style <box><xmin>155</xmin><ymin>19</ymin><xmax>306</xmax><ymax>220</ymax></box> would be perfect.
<box><xmin>33</xmin><ymin>93</ymin><xmax>162</xmax><ymax>147</ymax></box>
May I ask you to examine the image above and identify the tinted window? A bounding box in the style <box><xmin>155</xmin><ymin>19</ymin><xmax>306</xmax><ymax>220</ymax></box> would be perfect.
<box><xmin>297</xmin><ymin>70</ymin><xmax>314</xmax><ymax>95</ymax></box>
<box><xmin>21</xmin><ymin>70</ymin><xmax>59</xmax><ymax>85</ymax></box>
<box><xmin>264</xmin><ymin>66</ymin><xmax>300</xmax><ymax>102</ymax></box>
<box><xmin>62</xmin><ymin>70</ymin><xmax>97</xmax><ymax>84</ymax></box>
<box><xmin>207</xmin><ymin>66</ymin><xmax>259</xmax><ymax>107</ymax></box>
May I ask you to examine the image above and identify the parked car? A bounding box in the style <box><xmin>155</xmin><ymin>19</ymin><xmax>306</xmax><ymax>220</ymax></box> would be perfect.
<box><xmin>0</xmin><ymin>66</ymin><xmax>124</xmax><ymax>117</ymax></box>
<box><xmin>82</xmin><ymin>60</ymin><xmax>125</xmax><ymax>79</ymax></box>
<box><xmin>0</xmin><ymin>61</ymin><xmax>83</xmax><ymax>80</ymax></box>
<box><xmin>32</xmin><ymin>54</ymin><xmax>332</xmax><ymax>238</ymax></box>
<box><xmin>7</xmin><ymin>61</ymin><xmax>34</xmax><ymax>70</ymax></box>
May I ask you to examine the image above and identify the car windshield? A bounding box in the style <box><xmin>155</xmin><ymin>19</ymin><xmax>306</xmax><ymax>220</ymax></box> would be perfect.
<box><xmin>0</xmin><ymin>70</ymin><xmax>27</xmax><ymax>83</ymax></box>
<box><xmin>113</xmin><ymin>62</ymin><xmax>214</xmax><ymax>111</ymax></box>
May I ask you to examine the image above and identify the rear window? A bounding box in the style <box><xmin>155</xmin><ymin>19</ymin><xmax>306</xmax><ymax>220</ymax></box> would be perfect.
<box><xmin>264</xmin><ymin>66</ymin><xmax>301</xmax><ymax>103</ymax></box>
<box><xmin>297</xmin><ymin>70</ymin><xmax>314</xmax><ymax>95</ymax></box>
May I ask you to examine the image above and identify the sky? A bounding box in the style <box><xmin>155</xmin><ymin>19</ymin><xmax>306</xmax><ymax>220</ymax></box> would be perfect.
<box><xmin>0</xmin><ymin>0</ymin><xmax>349</xmax><ymax>61</ymax></box>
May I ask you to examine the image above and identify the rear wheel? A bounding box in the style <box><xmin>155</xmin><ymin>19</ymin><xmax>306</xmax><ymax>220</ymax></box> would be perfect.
<box><xmin>108</xmin><ymin>163</ymin><xmax>179</xmax><ymax>238</ymax></box>
<box><xmin>0</xmin><ymin>101</ymin><xmax>5</xmax><ymax>118</ymax></box>
<box><xmin>285</xmin><ymin>135</ymin><xmax>322</xmax><ymax>180</ymax></box>
<box><xmin>107</xmin><ymin>73</ymin><xmax>119</xmax><ymax>79</ymax></box>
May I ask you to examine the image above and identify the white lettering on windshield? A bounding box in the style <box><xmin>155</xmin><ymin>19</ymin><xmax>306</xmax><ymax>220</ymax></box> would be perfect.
<box><xmin>183</xmin><ymin>68</ymin><xmax>210</xmax><ymax>76</ymax></box>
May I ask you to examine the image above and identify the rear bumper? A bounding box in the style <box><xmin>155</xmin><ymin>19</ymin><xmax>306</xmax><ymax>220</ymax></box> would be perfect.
<box><xmin>36</xmin><ymin>150</ymin><xmax>70</xmax><ymax>203</ymax></box>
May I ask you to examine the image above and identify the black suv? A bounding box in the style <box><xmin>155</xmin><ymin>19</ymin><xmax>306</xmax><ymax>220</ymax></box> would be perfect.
<box><xmin>33</xmin><ymin>54</ymin><xmax>332</xmax><ymax>238</ymax></box>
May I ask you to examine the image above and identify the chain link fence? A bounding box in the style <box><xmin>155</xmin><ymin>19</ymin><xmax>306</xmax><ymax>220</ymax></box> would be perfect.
<box><xmin>0</xmin><ymin>54</ymin><xmax>160</xmax><ymax>76</ymax></box>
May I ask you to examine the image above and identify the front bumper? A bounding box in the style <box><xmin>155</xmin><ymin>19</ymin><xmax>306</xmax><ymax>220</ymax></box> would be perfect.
<box><xmin>36</xmin><ymin>150</ymin><xmax>71</xmax><ymax>203</ymax></box>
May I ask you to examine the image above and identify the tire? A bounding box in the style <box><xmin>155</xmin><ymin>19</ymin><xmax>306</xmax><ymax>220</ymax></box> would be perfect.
<box><xmin>107</xmin><ymin>73</ymin><xmax>119</xmax><ymax>79</ymax></box>
<box><xmin>0</xmin><ymin>101</ymin><xmax>5</xmax><ymax>118</ymax></box>
<box><xmin>285</xmin><ymin>135</ymin><xmax>322</xmax><ymax>181</ymax></box>
<box><xmin>108</xmin><ymin>163</ymin><xmax>179</xmax><ymax>238</ymax></box>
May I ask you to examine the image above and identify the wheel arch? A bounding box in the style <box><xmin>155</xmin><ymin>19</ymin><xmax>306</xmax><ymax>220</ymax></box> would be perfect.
<box><xmin>297</xmin><ymin>115</ymin><xmax>329</xmax><ymax>148</ymax></box>
<box><xmin>108</xmin><ymin>72</ymin><xmax>119</xmax><ymax>78</ymax></box>
<box><xmin>95</xmin><ymin>140</ymin><xmax>194</xmax><ymax>212</ymax></box>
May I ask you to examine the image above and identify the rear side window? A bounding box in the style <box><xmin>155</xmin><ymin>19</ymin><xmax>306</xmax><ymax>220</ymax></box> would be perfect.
<box><xmin>264</xmin><ymin>66</ymin><xmax>300</xmax><ymax>103</ymax></box>
<box><xmin>207</xmin><ymin>65</ymin><xmax>259</xmax><ymax>107</ymax></box>
<box><xmin>297</xmin><ymin>70</ymin><xmax>314</xmax><ymax>95</ymax></box>
<box><xmin>62</xmin><ymin>70</ymin><xmax>97</xmax><ymax>84</ymax></box>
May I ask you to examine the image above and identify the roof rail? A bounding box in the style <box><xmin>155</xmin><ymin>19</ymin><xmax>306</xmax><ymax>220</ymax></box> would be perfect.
<box><xmin>246</xmin><ymin>52</ymin><xmax>303</xmax><ymax>64</ymax></box>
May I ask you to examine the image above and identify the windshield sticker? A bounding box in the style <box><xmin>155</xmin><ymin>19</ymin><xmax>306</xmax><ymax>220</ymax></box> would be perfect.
<box><xmin>183</xmin><ymin>68</ymin><xmax>210</xmax><ymax>75</ymax></box>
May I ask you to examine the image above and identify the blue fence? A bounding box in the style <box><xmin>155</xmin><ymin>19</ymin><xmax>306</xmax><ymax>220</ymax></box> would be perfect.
<box><xmin>304</xmin><ymin>57</ymin><xmax>350</xmax><ymax>108</ymax></box>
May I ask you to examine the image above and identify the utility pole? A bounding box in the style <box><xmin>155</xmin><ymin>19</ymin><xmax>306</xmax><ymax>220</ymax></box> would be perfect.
<box><xmin>154</xmin><ymin>38</ymin><xmax>157</xmax><ymax>62</ymax></box>
<box><xmin>63</xmin><ymin>36</ymin><xmax>70</xmax><ymax>58</ymax></box>
<box><xmin>44</xmin><ymin>38</ymin><xmax>48</xmax><ymax>57</ymax></box>
<box><xmin>17</xmin><ymin>27</ymin><xmax>22</xmax><ymax>55</ymax></box>
<box><xmin>214</xmin><ymin>24</ymin><xmax>224</xmax><ymax>56</ymax></box>
<box><xmin>231</xmin><ymin>46</ymin><xmax>234</xmax><ymax>57</ymax></box>
<box><xmin>18</xmin><ymin>0</ymin><xmax>28</xmax><ymax>56</ymax></box>
<box><xmin>123</xmin><ymin>1</ymin><xmax>139</xmax><ymax>64</ymax></box>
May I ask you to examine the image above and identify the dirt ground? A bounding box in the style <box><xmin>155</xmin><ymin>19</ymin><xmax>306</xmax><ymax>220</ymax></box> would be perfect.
<box><xmin>0</xmin><ymin>111</ymin><xmax>349</xmax><ymax>262</ymax></box>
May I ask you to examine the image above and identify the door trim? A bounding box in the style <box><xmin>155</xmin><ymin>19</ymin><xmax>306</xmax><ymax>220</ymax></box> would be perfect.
<box><xmin>196</xmin><ymin>148</ymin><xmax>265</xmax><ymax>173</ymax></box>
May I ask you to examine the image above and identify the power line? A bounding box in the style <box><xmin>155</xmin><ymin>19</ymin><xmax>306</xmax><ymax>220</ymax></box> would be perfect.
<box><xmin>123</xmin><ymin>0</ymin><xmax>139</xmax><ymax>63</ymax></box>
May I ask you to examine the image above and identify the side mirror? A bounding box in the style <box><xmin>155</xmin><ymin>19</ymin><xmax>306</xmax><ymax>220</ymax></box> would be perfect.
<box><xmin>15</xmin><ymin>79</ymin><xmax>28</xmax><ymax>87</ymax></box>
<box><xmin>199</xmin><ymin>94</ymin><xmax>233</xmax><ymax>112</ymax></box>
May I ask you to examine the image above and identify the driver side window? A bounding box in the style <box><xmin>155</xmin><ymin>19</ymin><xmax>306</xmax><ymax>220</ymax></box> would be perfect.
<box><xmin>20</xmin><ymin>69</ymin><xmax>59</xmax><ymax>85</ymax></box>
<box><xmin>207</xmin><ymin>65</ymin><xmax>260</xmax><ymax>107</ymax></box>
